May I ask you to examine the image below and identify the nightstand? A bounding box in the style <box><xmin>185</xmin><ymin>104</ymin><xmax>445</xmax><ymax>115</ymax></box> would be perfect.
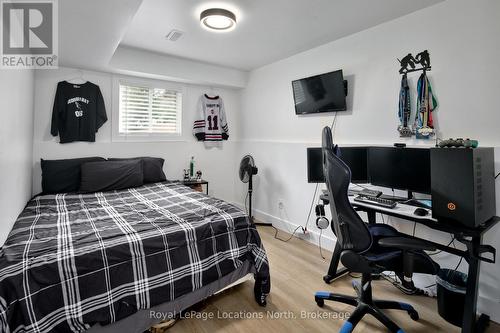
<box><xmin>178</xmin><ymin>179</ymin><xmax>208</xmax><ymax>195</ymax></box>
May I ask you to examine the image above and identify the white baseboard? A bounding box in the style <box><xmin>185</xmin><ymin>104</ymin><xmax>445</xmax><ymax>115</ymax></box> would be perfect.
<box><xmin>232</xmin><ymin>202</ymin><xmax>337</xmax><ymax>252</ymax></box>
<box><xmin>477</xmin><ymin>295</ymin><xmax>500</xmax><ymax>324</ymax></box>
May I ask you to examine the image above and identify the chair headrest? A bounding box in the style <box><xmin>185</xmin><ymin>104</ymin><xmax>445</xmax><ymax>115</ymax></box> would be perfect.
<box><xmin>322</xmin><ymin>126</ymin><xmax>333</xmax><ymax>150</ymax></box>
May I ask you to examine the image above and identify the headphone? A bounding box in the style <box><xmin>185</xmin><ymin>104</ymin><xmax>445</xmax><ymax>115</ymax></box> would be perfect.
<box><xmin>315</xmin><ymin>204</ymin><xmax>329</xmax><ymax>230</ymax></box>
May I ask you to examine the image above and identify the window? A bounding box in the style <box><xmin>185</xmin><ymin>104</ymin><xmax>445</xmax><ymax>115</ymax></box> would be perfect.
<box><xmin>118</xmin><ymin>83</ymin><xmax>182</xmax><ymax>137</ymax></box>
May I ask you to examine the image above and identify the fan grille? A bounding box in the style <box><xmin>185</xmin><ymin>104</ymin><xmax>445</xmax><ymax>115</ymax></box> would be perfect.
<box><xmin>239</xmin><ymin>155</ymin><xmax>255</xmax><ymax>183</ymax></box>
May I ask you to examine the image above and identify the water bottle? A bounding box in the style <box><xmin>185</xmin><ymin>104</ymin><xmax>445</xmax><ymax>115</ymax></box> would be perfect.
<box><xmin>189</xmin><ymin>156</ymin><xmax>194</xmax><ymax>179</ymax></box>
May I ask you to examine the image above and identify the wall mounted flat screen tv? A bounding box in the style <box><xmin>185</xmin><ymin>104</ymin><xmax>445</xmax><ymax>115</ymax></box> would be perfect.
<box><xmin>292</xmin><ymin>70</ymin><xmax>347</xmax><ymax>115</ymax></box>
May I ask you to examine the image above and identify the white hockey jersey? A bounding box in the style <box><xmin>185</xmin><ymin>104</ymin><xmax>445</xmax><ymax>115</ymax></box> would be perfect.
<box><xmin>193</xmin><ymin>94</ymin><xmax>229</xmax><ymax>148</ymax></box>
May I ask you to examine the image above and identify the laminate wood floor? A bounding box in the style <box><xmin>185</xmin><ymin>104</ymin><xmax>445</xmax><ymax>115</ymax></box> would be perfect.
<box><xmin>167</xmin><ymin>226</ymin><xmax>500</xmax><ymax>333</ymax></box>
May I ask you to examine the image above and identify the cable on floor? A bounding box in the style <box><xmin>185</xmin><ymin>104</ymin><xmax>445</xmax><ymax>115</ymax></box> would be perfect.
<box><xmin>318</xmin><ymin>229</ymin><xmax>326</xmax><ymax>259</ymax></box>
<box><xmin>272</xmin><ymin>225</ymin><xmax>302</xmax><ymax>242</ymax></box>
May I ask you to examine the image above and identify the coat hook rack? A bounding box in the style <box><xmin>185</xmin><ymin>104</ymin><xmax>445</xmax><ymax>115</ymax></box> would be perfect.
<box><xmin>397</xmin><ymin>50</ymin><xmax>431</xmax><ymax>75</ymax></box>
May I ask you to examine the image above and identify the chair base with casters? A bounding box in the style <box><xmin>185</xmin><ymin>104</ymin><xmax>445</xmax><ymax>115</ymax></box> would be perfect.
<box><xmin>315</xmin><ymin>273</ymin><xmax>418</xmax><ymax>333</ymax></box>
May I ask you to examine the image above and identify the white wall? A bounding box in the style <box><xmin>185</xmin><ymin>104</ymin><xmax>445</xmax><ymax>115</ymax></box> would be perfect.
<box><xmin>237</xmin><ymin>0</ymin><xmax>500</xmax><ymax>321</ymax></box>
<box><xmin>110</xmin><ymin>46</ymin><xmax>248</xmax><ymax>88</ymax></box>
<box><xmin>33</xmin><ymin>67</ymin><xmax>242</xmax><ymax>202</ymax></box>
<box><xmin>0</xmin><ymin>70</ymin><xmax>35</xmax><ymax>245</ymax></box>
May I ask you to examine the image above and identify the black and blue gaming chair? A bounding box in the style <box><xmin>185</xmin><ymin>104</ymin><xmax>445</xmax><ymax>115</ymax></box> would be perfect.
<box><xmin>314</xmin><ymin>127</ymin><xmax>440</xmax><ymax>333</ymax></box>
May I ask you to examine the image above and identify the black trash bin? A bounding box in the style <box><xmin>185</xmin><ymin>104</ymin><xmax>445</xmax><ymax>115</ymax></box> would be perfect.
<box><xmin>436</xmin><ymin>268</ymin><xmax>468</xmax><ymax>327</ymax></box>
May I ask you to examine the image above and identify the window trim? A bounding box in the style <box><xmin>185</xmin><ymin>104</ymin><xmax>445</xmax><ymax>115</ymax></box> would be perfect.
<box><xmin>111</xmin><ymin>76</ymin><xmax>186</xmax><ymax>142</ymax></box>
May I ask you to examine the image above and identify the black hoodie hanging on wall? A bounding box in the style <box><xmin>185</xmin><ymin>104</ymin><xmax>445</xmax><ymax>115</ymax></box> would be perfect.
<box><xmin>51</xmin><ymin>81</ymin><xmax>107</xmax><ymax>143</ymax></box>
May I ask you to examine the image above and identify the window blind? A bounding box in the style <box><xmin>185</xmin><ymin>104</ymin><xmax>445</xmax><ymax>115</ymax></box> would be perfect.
<box><xmin>119</xmin><ymin>84</ymin><xmax>182</xmax><ymax>135</ymax></box>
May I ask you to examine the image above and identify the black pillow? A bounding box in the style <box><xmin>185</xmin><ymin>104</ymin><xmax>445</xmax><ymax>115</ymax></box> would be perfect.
<box><xmin>41</xmin><ymin>157</ymin><xmax>105</xmax><ymax>194</ymax></box>
<box><xmin>108</xmin><ymin>157</ymin><xmax>166</xmax><ymax>183</ymax></box>
<box><xmin>79</xmin><ymin>160</ymin><xmax>144</xmax><ymax>193</ymax></box>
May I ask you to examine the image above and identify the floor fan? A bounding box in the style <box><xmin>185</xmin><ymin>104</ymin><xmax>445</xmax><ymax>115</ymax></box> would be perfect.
<box><xmin>239</xmin><ymin>155</ymin><xmax>271</xmax><ymax>226</ymax></box>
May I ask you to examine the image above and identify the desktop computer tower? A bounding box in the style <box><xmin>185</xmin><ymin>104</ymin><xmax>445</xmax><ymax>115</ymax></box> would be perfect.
<box><xmin>431</xmin><ymin>148</ymin><xmax>496</xmax><ymax>228</ymax></box>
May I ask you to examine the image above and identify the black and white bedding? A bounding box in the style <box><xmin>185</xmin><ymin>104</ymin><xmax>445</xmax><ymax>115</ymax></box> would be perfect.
<box><xmin>0</xmin><ymin>182</ymin><xmax>270</xmax><ymax>333</ymax></box>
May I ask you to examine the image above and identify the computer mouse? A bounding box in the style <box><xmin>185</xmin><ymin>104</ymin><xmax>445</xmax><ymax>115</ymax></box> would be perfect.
<box><xmin>414</xmin><ymin>208</ymin><xmax>429</xmax><ymax>216</ymax></box>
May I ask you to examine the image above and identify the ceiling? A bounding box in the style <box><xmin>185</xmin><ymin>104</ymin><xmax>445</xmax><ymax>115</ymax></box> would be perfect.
<box><xmin>58</xmin><ymin>0</ymin><xmax>142</xmax><ymax>70</ymax></box>
<box><xmin>120</xmin><ymin>0</ymin><xmax>443</xmax><ymax>71</ymax></box>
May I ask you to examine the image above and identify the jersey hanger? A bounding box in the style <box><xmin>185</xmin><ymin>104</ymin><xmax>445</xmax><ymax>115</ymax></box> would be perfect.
<box><xmin>66</xmin><ymin>69</ymin><xmax>87</xmax><ymax>84</ymax></box>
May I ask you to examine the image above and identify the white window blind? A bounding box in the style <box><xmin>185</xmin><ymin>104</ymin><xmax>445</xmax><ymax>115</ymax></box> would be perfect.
<box><xmin>119</xmin><ymin>84</ymin><xmax>182</xmax><ymax>135</ymax></box>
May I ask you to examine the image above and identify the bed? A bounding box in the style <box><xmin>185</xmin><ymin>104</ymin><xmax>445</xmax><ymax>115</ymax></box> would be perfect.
<box><xmin>0</xmin><ymin>181</ymin><xmax>270</xmax><ymax>333</ymax></box>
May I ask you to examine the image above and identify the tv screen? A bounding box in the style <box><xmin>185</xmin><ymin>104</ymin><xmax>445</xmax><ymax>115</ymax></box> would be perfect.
<box><xmin>292</xmin><ymin>70</ymin><xmax>347</xmax><ymax>115</ymax></box>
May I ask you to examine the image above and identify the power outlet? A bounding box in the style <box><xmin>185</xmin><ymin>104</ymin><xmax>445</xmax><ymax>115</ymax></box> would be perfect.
<box><xmin>277</xmin><ymin>199</ymin><xmax>284</xmax><ymax>210</ymax></box>
<box><xmin>299</xmin><ymin>227</ymin><xmax>310</xmax><ymax>238</ymax></box>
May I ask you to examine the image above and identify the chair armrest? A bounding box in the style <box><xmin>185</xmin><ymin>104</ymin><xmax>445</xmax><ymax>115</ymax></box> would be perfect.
<box><xmin>378</xmin><ymin>237</ymin><xmax>437</xmax><ymax>251</ymax></box>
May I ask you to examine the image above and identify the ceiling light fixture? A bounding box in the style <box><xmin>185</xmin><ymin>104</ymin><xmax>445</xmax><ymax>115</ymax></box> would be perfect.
<box><xmin>200</xmin><ymin>8</ymin><xmax>236</xmax><ymax>32</ymax></box>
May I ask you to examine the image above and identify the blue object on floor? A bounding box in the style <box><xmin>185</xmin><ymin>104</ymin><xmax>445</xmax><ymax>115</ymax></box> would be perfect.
<box><xmin>398</xmin><ymin>302</ymin><xmax>413</xmax><ymax>311</ymax></box>
<box><xmin>339</xmin><ymin>321</ymin><xmax>353</xmax><ymax>333</ymax></box>
<box><xmin>315</xmin><ymin>291</ymin><xmax>330</xmax><ymax>298</ymax></box>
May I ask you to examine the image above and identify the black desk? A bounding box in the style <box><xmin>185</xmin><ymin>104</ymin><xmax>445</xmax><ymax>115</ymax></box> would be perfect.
<box><xmin>320</xmin><ymin>193</ymin><xmax>498</xmax><ymax>333</ymax></box>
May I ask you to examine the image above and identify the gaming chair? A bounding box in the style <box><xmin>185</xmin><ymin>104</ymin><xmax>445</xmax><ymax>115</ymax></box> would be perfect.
<box><xmin>314</xmin><ymin>127</ymin><xmax>440</xmax><ymax>333</ymax></box>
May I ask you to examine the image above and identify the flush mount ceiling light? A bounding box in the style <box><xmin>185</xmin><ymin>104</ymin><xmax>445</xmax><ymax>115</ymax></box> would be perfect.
<box><xmin>200</xmin><ymin>8</ymin><xmax>236</xmax><ymax>31</ymax></box>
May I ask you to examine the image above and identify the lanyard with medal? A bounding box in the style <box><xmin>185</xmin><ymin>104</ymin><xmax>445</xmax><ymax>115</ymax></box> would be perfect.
<box><xmin>397</xmin><ymin>50</ymin><xmax>437</xmax><ymax>139</ymax></box>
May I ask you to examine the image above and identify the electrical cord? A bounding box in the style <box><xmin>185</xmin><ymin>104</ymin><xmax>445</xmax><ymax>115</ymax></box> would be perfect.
<box><xmin>272</xmin><ymin>225</ymin><xmax>302</xmax><ymax>242</ymax></box>
<box><xmin>411</xmin><ymin>218</ymin><xmax>455</xmax><ymax>256</ymax></box>
<box><xmin>495</xmin><ymin>172</ymin><xmax>500</xmax><ymax>179</ymax></box>
<box><xmin>318</xmin><ymin>229</ymin><xmax>326</xmax><ymax>259</ymax></box>
<box><xmin>330</xmin><ymin>112</ymin><xmax>338</xmax><ymax>131</ymax></box>
<box><xmin>273</xmin><ymin>183</ymin><xmax>318</xmax><ymax>243</ymax></box>
<box><xmin>453</xmin><ymin>257</ymin><xmax>464</xmax><ymax>272</ymax></box>
<box><xmin>380</xmin><ymin>272</ymin><xmax>419</xmax><ymax>295</ymax></box>
<box><xmin>304</xmin><ymin>183</ymin><xmax>319</xmax><ymax>230</ymax></box>
<box><xmin>427</xmin><ymin>235</ymin><xmax>455</xmax><ymax>256</ymax></box>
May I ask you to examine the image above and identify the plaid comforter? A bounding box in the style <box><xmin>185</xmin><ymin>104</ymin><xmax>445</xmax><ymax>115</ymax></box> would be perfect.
<box><xmin>0</xmin><ymin>182</ymin><xmax>270</xmax><ymax>333</ymax></box>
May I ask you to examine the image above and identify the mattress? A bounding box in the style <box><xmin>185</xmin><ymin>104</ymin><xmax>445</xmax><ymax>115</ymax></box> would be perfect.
<box><xmin>0</xmin><ymin>182</ymin><xmax>270</xmax><ymax>333</ymax></box>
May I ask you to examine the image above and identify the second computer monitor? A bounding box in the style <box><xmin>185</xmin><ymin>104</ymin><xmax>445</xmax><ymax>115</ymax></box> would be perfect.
<box><xmin>306</xmin><ymin>147</ymin><xmax>369</xmax><ymax>183</ymax></box>
<box><xmin>368</xmin><ymin>147</ymin><xmax>431</xmax><ymax>194</ymax></box>
<box><xmin>339</xmin><ymin>147</ymin><xmax>369</xmax><ymax>183</ymax></box>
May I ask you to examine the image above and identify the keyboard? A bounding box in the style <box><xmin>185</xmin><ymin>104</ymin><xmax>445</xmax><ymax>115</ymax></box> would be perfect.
<box><xmin>354</xmin><ymin>195</ymin><xmax>397</xmax><ymax>209</ymax></box>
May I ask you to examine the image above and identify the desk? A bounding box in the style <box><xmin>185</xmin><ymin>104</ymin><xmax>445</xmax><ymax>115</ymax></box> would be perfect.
<box><xmin>320</xmin><ymin>193</ymin><xmax>498</xmax><ymax>333</ymax></box>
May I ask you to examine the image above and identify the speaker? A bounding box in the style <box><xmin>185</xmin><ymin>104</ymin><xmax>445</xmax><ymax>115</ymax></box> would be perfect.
<box><xmin>430</xmin><ymin>148</ymin><xmax>496</xmax><ymax>228</ymax></box>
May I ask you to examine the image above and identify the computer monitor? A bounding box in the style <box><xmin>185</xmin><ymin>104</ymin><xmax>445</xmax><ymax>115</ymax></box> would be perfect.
<box><xmin>307</xmin><ymin>147</ymin><xmax>369</xmax><ymax>183</ymax></box>
<box><xmin>368</xmin><ymin>147</ymin><xmax>431</xmax><ymax>194</ymax></box>
<box><xmin>339</xmin><ymin>147</ymin><xmax>369</xmax><ymax>183</ymax></box>
<box><xmin>307</xmin><ymin>148</ymin><xmax>325</xmax><ymax>183</ymax></box>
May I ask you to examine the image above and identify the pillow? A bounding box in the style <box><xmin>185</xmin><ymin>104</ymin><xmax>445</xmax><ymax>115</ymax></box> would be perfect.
<box><xmin>108</xmin><ymin>157</ymin><xmax>166</xmax><ymax>183</ymax></box>
<box><xmin>79</xmin><ymin>160</ymin><xmax>144</xmax><ymax>193</ymax></box>
<box><xmin>41</xmin><ymin>157</ymin><xmax>105</xmax><ymax>194</ymax></box>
